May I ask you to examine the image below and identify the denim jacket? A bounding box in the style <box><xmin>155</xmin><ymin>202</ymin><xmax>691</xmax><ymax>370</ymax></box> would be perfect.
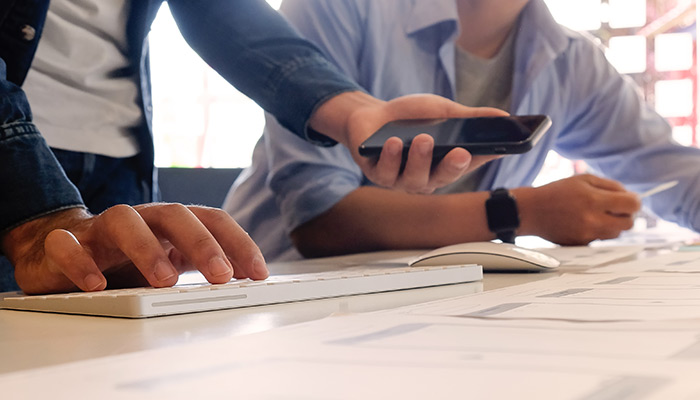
<box><xmin>0</xmin><ymin>0</ymin><xmax>359</xmax><ymax>233</ymax></box>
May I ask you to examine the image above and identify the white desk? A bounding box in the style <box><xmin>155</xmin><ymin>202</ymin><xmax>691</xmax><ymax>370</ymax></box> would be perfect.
<box><xmin>6</xmin><ymin>231</ymin><xmax>700</xmax><ymax>400</ymax></box>
<box><xmin>0</xmin><ymin>260</ymin><xmax>558</xmax><ymax>375</ymax></box>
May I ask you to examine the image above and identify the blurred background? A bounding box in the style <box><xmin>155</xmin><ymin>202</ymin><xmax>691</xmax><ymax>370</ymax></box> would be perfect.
<box><xmin>148</xmin><ymin>0</ymin><xmax>697</xmax><ymax>187</ymax></box>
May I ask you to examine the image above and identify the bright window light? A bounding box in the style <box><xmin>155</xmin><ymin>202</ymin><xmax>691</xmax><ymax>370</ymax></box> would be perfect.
<box><xmin>150</xmin><ymin>1</ymin><xmax>281</xmax><ymax>168</ymax></box>
<box><xmin>655</xmin><ymin>33</ymin><xmax>694</xmax><ymax>72</ymax></box>
<box><xmin>654</xmin><ymin>79</ymin><xmax>694</xmax><ymax>118</ymax></box>
<box><xmin>672</xmin><ymin>125</ymin><xmax>694</xmax><ymax>147</ymax></box>
<box><xmin>606</xmin><ymin>35</ymin><xmax>647</xmax><ymax>74</ymax></box>
<box><xmin>544</xmin><ymin>0</ymin><xmax>602</xmax><ymax>31</ymax></box>
<box><xmin>608</xmin><ymin>0</ymin><xmax>647</xmax><ymax>28</ymax></box>
<box><xmin>531</xmin><ymin>151</ymin><xmax>575</xmax><ymax>187</ymax></box>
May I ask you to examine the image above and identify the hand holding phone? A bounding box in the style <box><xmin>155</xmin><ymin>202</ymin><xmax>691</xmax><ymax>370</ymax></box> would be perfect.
<box><xmin>358</xmin><ymin>115</ymin><xmax>552</xmax><ymax>160</ymax></box>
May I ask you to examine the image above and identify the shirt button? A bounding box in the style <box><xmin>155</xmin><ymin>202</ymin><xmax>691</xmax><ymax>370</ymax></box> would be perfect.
<box><xmin>21</xmin><ymin>25</ymin><xmax>36</xmax><ymax>41</ymax></box>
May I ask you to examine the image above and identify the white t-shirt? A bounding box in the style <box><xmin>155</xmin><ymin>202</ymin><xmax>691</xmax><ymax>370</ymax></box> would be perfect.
<box><xmin>23</xmin><ymin>0</ymin><xmax>142</xmax><ymax>158</ymax></box>
<box><xmin>436</xmin><ymin>28</ymin><xmax>516</xmax><ymax>195</ymax></box>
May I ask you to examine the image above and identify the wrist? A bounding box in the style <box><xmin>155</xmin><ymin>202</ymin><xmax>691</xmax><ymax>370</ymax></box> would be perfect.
<box><xmin>308</xmin><ymin>91</ymin><xmax>384</xmax><ymax>147</ymax></box>
<box><xmin>509</xmin><ymin>187</ymin><xmax>539</xmax><ymax>237</ymax></box>
<box><xmin>1</xmin><ymin>207</ymin><xmax>90</xmax><ymax>264</ymax></box>
<box><xmin>485</xmin><ymin>188</ymin><xmax>520</xmax><ymax>243</ymax></box>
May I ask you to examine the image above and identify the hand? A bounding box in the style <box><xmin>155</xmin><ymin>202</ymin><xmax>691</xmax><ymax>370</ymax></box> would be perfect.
<box><xmin>309</xmin><ymin>92</ymin><xmax>508</xmax><ymax>194</ymax></box>
<box><xmin>1</xmin><ymin>204</ymin><xmax>268</xmax><ymax>294</ymax></box>
<box><xmin>514</xmin><ymin>174</ymin><xmax>642</xmax><ymax>245</ymax></box>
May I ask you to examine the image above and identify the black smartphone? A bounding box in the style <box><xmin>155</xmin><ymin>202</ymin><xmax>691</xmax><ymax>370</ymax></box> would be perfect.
<box><xmin>358</xmin><ymin>115</ymin><xmax>552</xmax><ymax>159</ymax></box>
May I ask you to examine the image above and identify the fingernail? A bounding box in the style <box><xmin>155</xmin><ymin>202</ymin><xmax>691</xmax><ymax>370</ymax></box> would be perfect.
<box><xmin>253</xmin><ymin>255</ymin><xmax>268</xmax><ymax>277</ymax></box>
<box><xmin>84</xmin><ymin>273</ymin><xmax>104</xmax><ymax>291</ymax></box>
<box><xmin>452</xmin><ymin>154</ymin><xmax>470</xmax><ymax>169</ymax></box>
<box><xmin>453</xmin><ymin>159</ymin><xmax>469</xmax><ymax>169</ymax></box>
<box><xmin>418</xmin><ymin>141</ymin><xmax>432</xmax><ymax>156</ymax></box>
<box><xmin>154</xmin><ymin>261</ymin><xmax>177</xmax><ymax>282</ymax></box>
<box><xmin>208</xmin><ymin>257</ymin><xmax>232</xmax><ymax>278</ymax></box>
<box><xmin>387</xmin><ymin>140</ymin><xmax>402</xmax><ymax>156</ymax></box>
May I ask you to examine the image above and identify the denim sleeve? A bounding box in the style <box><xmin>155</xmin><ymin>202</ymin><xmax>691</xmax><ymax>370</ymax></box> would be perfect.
<box><xmin>166</xmin><ymin>0</ymin><xmax>361</xmax><ymax>146</ymax></box>
<box><xmin>0</xmin><ymin>58</ymin><xmax>84</xmax><ymax>233</ymax></box>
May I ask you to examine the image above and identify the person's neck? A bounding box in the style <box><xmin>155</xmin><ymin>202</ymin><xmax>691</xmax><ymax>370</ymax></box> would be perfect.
<box><xmin>455</xmin><ymin>0</ymin><xmax>528</xmax><ymax>59</ymax></box>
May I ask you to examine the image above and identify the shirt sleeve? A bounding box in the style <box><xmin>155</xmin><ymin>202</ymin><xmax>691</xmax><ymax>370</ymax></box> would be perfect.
<box><xmin>263</xmin><ymin>113</ymin><xmax>365</xmax><ymax>232</ymax></box>
<box><xmin>256</xmin><ymin>0</ymin><xmax>369</xmax><ymax>231</ymax></box>
<box><xmin>0</xmin><ymin>58</ymin><xmax>84</xmax><ymax>233</ymax></box>
<box><xmin>552</xmin><ymin>38</ymin><xmax>700</xmax><ymax>231</ymax></box>
<box><xmin>166</xmin><ymin>0</ymin><xmax>362</xmax><ymax>146</ymax></box>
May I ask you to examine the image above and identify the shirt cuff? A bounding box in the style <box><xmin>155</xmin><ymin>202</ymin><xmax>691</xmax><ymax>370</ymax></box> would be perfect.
<box><xmin>0</xmin><ymin>123</ymin><xmax>85</xmax><ymax>233</ymax></box>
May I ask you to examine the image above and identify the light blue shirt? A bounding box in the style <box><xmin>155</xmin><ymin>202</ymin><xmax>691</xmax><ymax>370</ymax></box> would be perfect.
<box><xmin>224</xmin><ymin>0</ymin><xmax>700</xmax><ymax>262</ymax></box>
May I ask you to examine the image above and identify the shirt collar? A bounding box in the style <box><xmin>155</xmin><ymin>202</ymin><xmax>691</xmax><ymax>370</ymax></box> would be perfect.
<box><xmin>403</xmin><ymin>0</ymin><xmax>459</xmax><ymax>37</ymax></box>
<box><xmin>402</xmin><ymin>0</ymin><xmax>572</xmax><ymax>55</ymax></box>
<box><xmin>400</xmin><ymin>0</ymin><xmax>576</xmax><ymax>105</ymax></box>
<box><xmin>517</xmin><ymin>0</ymin><xmax>573</xmax><ymax>58</ymax></box>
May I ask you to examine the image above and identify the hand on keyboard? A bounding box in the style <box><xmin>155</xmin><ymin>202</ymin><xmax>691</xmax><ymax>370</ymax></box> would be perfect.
<box><xmin>1</xmin><ymin>204</ymin><xmax>268</xmax><ymax>295</ymax></box>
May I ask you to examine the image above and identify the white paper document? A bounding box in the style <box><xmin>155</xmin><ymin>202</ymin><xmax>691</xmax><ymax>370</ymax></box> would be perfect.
<box><xmin>537</xmin><ymin>245</ymin><xmax>645</xmax><ymax>267</ymax></box>
<box><xmin>398</xmin><ymin>271</ymin><xmax>700</xmax><ymax>322</ymax></box>
<box><xmin>594</xmin><ymin>251</ymin><xmax>700</xmax><ymax>273</ymax></box>
<box><xmin>3</xmin><ymin>313</ymin><xmax>700</xmax><ymax>400</ymax></box>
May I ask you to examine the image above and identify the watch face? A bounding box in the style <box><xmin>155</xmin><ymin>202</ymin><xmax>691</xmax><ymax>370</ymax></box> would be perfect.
<box><xmin>486</xmin><ymin>190</ymin><xmax>520</xmax><ymax>232</ymax></box>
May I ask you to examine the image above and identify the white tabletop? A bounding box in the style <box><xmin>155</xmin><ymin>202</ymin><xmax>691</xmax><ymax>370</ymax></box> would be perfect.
<box><xmin>0</xmin><ymin>260</ymin><xmax>559</xmax><ymax>375</ymax></box>
<box><xmin>4</xmin><ymin>233</ymin><xmax>668</xmax><ymax>376</ymax></box>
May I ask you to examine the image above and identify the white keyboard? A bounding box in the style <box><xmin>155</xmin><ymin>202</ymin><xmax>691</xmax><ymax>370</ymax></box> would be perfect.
<box><xmin>0</xmin><ymin>264</ymin><xmax>482</xmax><ymax>318</ymax></box>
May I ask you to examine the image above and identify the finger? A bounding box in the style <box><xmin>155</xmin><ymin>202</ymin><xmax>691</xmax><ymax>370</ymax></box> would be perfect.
<box><xmin>164</xmin><ymin>246</ymin><xmax>243</xmax><ymax>281</ymax></box>
<box><xmin>135</xmin><ymin>203</ymin><xmax>234</xmax><ymax>284</ymax></box>
<box><xmin>598</xmin><ymin>213</ymin><xmax>636</xmax><ymax>238</ymax></box>
<box><xmin>385</xmin><ymin>96</ymin><xmax>508</xmax><ymax>120</ymax></box>
<box><xmin>584</xmin><ymin>174</ymin><xmax>627</xmax><ymax>192</ymax></box>
<box><xmin>166</xmin><ymin>248</ymin><xmax>196</xmax><ymax>273</ymax></box>
<box><xmin>602</xmin><ymin>192</ymin><xmax>642</xmax><ymax>216</ymax></box>
<box><xmin>427</xmin><ymin>148</ymin><xmax>473</xmax><ymax>189</ymax></box>
<box><xmin>97</xmin><ymin>204</ymin><xmax>179</xmax><ymax>287</ymax></box>
<box><xmin>43</xmin><ymin>229</ymin><xmax>107</xmax><ymax>293</ymax></box>
<box><xmin>398</xmin><ymin>134</ymin><xmax>434</xmax><ymax>193</ymax></box>
<box><xmin>189</xmin><ymin>207</ymin><xmax>268</xmax><ymax>280</ymax></box>
<box><xmin>371</xmin><ymin>136</ymin><xmax>403</xmax><ymax>187</ymax></box>
<box><xmin>98</xmin><ymin>264</ymin><xmax>151</xmax><ymax>289</ymax></box>
<box><xmin>469</xmin><ymin>155</ymin><xmax>502</xmax><ymax>171</ymax></box>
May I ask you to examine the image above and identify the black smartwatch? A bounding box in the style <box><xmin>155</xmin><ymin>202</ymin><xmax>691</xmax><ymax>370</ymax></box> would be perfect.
<box><xmin>485</xmin><ymin>188</ymin><xmax>520</xmax><ymax>244</ymax></box>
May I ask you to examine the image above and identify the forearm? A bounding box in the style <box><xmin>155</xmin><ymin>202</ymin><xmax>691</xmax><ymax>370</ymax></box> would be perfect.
<box><xmin>307</xmin><ymin>91</ymin><xmax>383</xmax><ymax>147</ymax></box>
<box><xmin>0</xmin><ymin>67</ymin><xmax>84</xmax><ymax>235</ymax></box>
<box><xmin>290</xmin><ymin>187</ymin><xmax>494</xmax><ymax>258</ymax></box>
<box><xmin>168</xmin><ymin>0</ymin><xmax>360</xmax><ymax>144</ymax></box>
<box><xmin>289</xmin><ymin>174</ymin><xmax>641</xmax><ymax>258</ymax></box>
<box><xmin>288</xmin><ymin>182</ymin><xmax>585</xmax><ymax>259</ymax></box>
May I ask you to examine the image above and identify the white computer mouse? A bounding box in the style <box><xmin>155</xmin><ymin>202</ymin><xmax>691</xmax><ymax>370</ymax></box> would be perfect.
<box><xmin>410</xmin><ymin>241</ymin><xmax>560</xmax><ymax>272</ymax></box>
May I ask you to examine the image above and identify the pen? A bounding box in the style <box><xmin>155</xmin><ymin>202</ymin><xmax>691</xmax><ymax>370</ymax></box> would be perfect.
<box><xmin>639</xmin><ymin>180</ymin><xmax>679</xmax><ymax>198</ymax></box>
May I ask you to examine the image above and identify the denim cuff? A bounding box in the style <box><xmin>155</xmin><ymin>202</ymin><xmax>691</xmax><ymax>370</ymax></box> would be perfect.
<box><xmin>0</xmin><ymin>123</ymin><xmax>84</xmax><ymax>233</ymax></box>
<box><xmin>268</xmin><ymin>53</ymin><xmax>360</xmax><ymax>147</ymax></box>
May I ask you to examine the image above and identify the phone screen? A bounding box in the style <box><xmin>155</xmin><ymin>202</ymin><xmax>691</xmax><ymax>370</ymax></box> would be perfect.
<box><xmin>359</xmin><ymin>115</ymin><xmax>551</xmax><ymax>157</ymax></box>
